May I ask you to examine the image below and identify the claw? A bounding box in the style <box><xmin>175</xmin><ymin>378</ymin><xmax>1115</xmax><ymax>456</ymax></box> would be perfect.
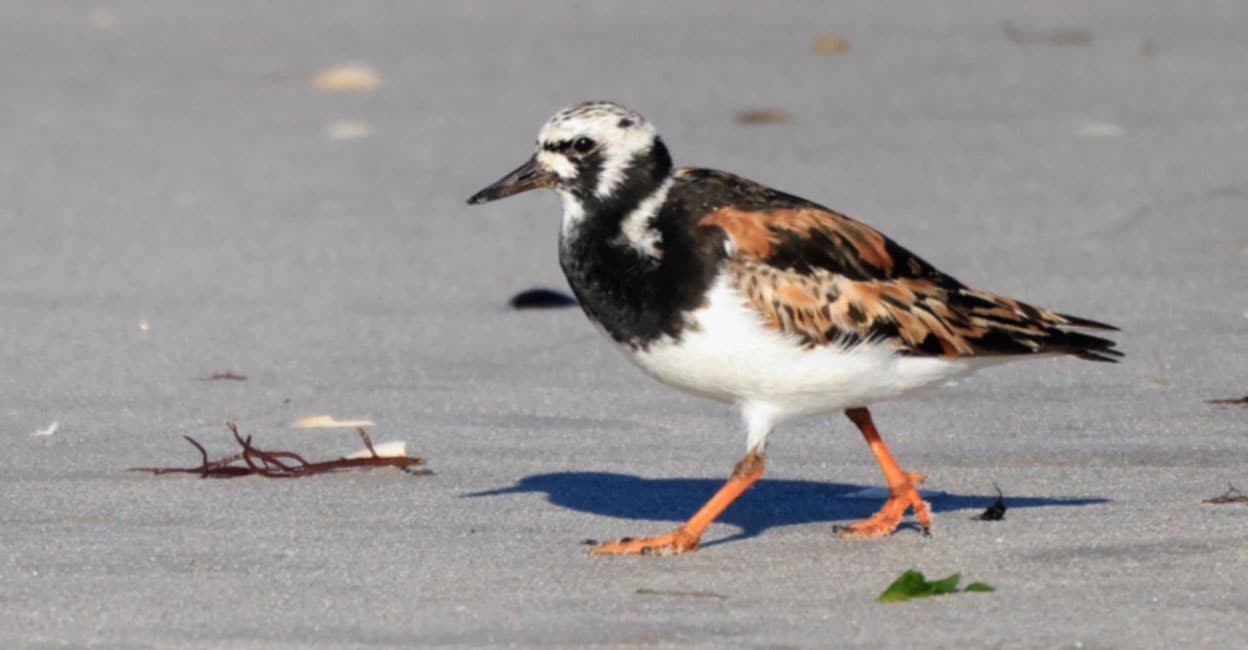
<box><xmin>836</xmin><ymin>480</ymin><xmax>932</xmax><ymax>539</ymax></box>
<box><xmin>841</xmin><ymin>408</ymin><xmax>935</xmax><ymax>539</ymax></box>
<box><xmin>589</xmin><ymin>528</ymin><xmax>699</xmax><ymax>556</ymax></box>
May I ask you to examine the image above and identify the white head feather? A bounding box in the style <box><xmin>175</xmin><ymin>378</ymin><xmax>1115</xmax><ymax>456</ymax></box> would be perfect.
<box><xmin>535</xmin><ymin>102</ymin><xmax>660</xmax><ymax>200</ymax></box>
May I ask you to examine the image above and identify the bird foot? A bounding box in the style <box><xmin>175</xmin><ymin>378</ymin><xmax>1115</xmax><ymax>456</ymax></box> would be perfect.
<box><xmin>587</xmin><ymin>527</ymin><xmax>700</xmax><ymax>556</ymax></box>
<box><xmin>835</xmin><ymin>471</ymin><xmax>932</xmax><ymax>538</ymax></box>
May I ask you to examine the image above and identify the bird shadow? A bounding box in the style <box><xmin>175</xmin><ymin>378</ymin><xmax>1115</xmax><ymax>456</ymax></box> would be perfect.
<box><xmin>465</xmin><ymin>472</ymin><xmax>1109</xmax><ymax>547</ymax></box>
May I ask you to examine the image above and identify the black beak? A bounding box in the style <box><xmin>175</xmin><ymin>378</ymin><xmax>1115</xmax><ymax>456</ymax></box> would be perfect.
<box><xmin>466</xmin><ymin>155</ymin><xmax>556</xmax><ymax>205</ymax></box>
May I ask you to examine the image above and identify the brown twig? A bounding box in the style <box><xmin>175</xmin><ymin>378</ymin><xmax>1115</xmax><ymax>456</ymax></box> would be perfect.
<box><xmin>1203</xmin><ymin>484</ymin><xmax>1248</xmax><ymax>505</ymax></box>
<box><xmin>357</xmin><ymin>427</ymin><xmax>378</xmax><ymax>457</ymax></box>
<box><xmin>130</xmin><ymin>423</ymin><xmax>430</xmax><ymax>478</ymax></box>
<box><xmin>182</xmin><ymin>435</ymin><xmax>247</xmax><ymax>478</ymax></box>
<box><xmin>1206</xmin><ymin>395</ymin><xmax>1248</xmax><ymax>405</ymax></box>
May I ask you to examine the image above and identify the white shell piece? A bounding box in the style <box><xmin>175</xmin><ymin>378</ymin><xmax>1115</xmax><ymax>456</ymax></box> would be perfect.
<box><xmin>344</xmin><ymin>441</ymin><xmax>408</xmax><ymax>459</ymax></box>
<box><xmin>31</xmin><ymin>421</ymin><xmax>59</xmax><ymax>437</ymax></box>
<box><xmin>292</xmin><ymin>415</ymin><xmax>377</xmax><ymax>429</ymax></box>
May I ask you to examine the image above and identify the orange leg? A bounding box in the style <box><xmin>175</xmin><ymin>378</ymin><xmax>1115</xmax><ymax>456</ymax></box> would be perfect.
<box><xmin>836</xmin><ymin>407</ymin><xmax>932</xmax><ymax>538</ymax></box>
<box><xmin>590</xmin><ymin>451</ymin><xmax>764</xmax><ymax>556</ymax></box>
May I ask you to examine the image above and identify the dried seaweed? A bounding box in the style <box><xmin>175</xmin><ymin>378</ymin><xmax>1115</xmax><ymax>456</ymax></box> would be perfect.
<box><xmin>201</xmin><ymin>371</ymin><xmax>247</xmax><ymax>381</ymax></box>
<box><xmin>1203</xmin><ymin>484</ymin><xmax>1248</xmax><ymax>505</ymax></box>
<box><xmin>130</xmin><ymin>423</ymin><xmax>430</xmax><ymax>478</ymax></box>
<box><xmin>973</xmin><ymin>483</ymin><xmax>1007</xmax><ymax>521</ymax></box>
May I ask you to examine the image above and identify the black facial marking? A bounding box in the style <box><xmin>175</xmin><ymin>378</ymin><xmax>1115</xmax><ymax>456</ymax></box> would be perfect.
<box><xmin>571</xmin><ymin>139</ymin><xmax>672</xmax><ymax>212</ymax></box>
<box><xmin>618</xmin><ymin>118</ymin><xmax>634</xmax><ymax>128</ymax></box>
<box><xmin>570</xmin><ymin>149</ymin><xmax>604</xmax><ymax>200</ymax></box>
<box><xmin>557</xmin><ymin>139</ymin><xmax>726</xmax><ymax>348</ymax></box>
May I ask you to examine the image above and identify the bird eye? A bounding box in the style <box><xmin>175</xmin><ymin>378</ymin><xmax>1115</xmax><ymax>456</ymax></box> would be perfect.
<box><xmin>573</xmin><ymin>137</ymin><xmax>595</xmax><ymax>153</ymax></box>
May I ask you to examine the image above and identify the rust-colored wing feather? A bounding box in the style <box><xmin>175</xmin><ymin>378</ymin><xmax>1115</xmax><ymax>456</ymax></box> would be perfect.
<box><xmin>699</xmin><ymin>203</ymin><xmax>1121</xmax><ymax>362</ymax></box>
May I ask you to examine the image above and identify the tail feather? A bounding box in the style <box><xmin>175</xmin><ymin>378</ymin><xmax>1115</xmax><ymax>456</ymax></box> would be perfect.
<box><xmin>1055</xmin><ymin>312</ymin><xmax>1120</xmax><ymax>332</ymax></box>
<box><xmin>1051</xmin><ymin>328</ymin><xmax>1123</xmax><ymax>363</ymax></box>
<box><xmin>951</xmin><ymin>289</ymin><xmax>1122</xmax><ymax>362</ymax></box>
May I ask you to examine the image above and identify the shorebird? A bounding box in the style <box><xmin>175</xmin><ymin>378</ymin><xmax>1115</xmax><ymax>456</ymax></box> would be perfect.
<box><xmin>468</xmin><ymin>101</ymin><xmax>1119</xmax><ymax>555</ymax></box>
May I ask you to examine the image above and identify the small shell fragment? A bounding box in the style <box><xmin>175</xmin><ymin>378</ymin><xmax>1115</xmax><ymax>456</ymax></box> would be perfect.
<box><xmin>31</xmin><ymin>421</ymin><xmax>59</xmax><ymax>437</ymax></box>
<box><xmin>345</xmin><ymin>440</ymin><xmax>408</xmax><ymax>459</ymax></box>
<box><xmin>293</xmin><ymin>415</ymin><xmax>377</xmax><ymax>429</ymax></box>
<box><xmin>311</xmin><ymin>64</ymin><xmax>381</xmax><ymax>91</ymax></box>
<box><xmin>325</xmin><ymin>120</ymin><xmax>374</xmax><ymax>140</ymax></box>
<box><xmin>1075</xmin><ymin>121</ymin><xmax>1126</xmax><ymax>138</ymax></box>
<box><xmin>812</xmin><ymin>34</ymin><xmax>851</xmax><ymax>55</ymax></box>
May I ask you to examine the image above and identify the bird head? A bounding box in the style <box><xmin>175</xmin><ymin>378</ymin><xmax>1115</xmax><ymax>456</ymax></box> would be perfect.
<box><xmin>467</xmin><ymin>101</ymin><xmax>671</xmax><ymax>211</ymax></box>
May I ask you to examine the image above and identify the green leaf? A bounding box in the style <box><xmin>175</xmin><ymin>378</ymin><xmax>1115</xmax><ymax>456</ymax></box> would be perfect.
<box><xmin>876</xmin><ymin>570</ymin><xmax>931</xmax><ymax>603</ymax></box>
<box><xmin>877</xmin><ymin>570</ymin><xmax>994</xmax><ymax>602</ymax></box>
<box><xmin>928</xmin><ymin>572</ymin><xmax>962</xmax><ymax>595</ymax></box>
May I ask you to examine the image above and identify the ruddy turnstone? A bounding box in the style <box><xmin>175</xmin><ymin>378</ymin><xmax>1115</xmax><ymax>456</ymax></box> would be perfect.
<box><xmin>467</xmin><ymin>101</ymin><xmax>1120</xmax><ymax>556</ymax></box>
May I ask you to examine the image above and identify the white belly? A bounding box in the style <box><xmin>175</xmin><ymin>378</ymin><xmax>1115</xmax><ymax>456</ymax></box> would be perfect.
<box><xmin>624</xmin><ymin>277</ymin><xmax>979</xmax><ymax>418</ymax></box>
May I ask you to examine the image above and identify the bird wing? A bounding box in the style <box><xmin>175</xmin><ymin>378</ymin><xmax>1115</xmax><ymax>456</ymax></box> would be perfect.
<box><xmin>697</xmin><ymin>203</ymin><xmax>1121</xmax><ymax>361</ymax></box>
